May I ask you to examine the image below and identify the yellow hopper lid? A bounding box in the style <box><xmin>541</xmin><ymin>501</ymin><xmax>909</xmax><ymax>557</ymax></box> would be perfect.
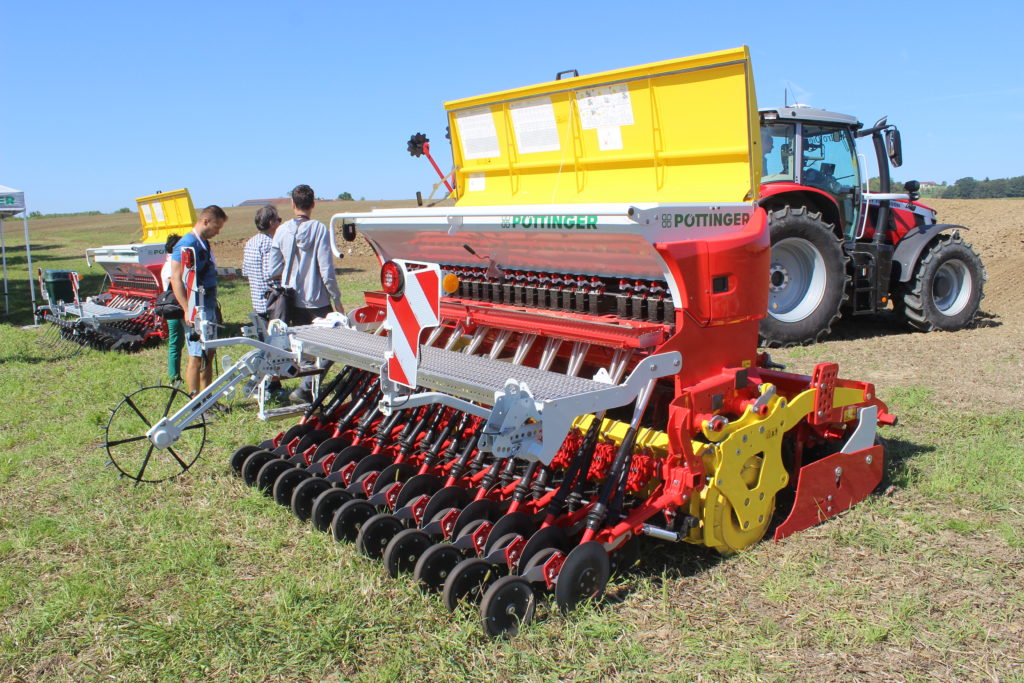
<box><xmin>444</xmin><ymin>46</ymin><xmax>760</xmax><ymax>206</ymax></box>
<box><xmin>135</xmin><ymin>189</ymin><xmax>196</xmax><ymax>244</ymax></box>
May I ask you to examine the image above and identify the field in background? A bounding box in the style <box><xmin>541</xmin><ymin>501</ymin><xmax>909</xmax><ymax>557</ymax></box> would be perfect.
<box><xmin>0</xmin><ymin>200</ymin><xmax>1022</xmax><ymax>680</ymax></box>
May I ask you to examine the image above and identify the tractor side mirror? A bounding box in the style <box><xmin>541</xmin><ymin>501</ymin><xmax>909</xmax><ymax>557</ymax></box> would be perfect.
<box><xmin>886</xmin><ymin>128</ymin><xmax>903</xmax><ymax>168</ymax></box>
<box><xmin>904</xmin><ymin>180</ymin><xmax>920</xmax><ymax>201</ymax></box>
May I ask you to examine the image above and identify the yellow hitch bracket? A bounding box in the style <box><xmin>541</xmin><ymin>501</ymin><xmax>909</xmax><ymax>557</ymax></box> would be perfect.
<box><xmin>702</xmin><ymin>387</ymin><xmax>816</xmax><ymax>535</ymax></box>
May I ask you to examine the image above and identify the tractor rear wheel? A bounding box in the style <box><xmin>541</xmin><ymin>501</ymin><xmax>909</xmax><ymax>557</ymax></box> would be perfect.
<box><xmin>760</xmin><ymin>206</ymin><xmax>847</xmax><ymax>347</ymax></box>
<box><xmin>900</xmin><ymin>232</ymin><xmax>986</xmax><ymax>332</ymax></box>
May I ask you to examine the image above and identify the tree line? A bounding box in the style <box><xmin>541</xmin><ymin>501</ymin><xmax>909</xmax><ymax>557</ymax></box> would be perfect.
<box><xmin>869</xmin><ymin>176</ymin><xmax>1024</xmax><ymax>198</ymax></box>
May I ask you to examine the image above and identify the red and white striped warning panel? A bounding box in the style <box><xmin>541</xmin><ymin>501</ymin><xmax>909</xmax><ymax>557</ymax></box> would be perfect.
<box><xmin>385</xmin><ymin>260</ymin><xmax>441</xmax><ymax>389</ymax></box>
<box><xmin>181</xmin><ymin>247</ymin><xmax>198</xmax><ymax>325</ymax></box>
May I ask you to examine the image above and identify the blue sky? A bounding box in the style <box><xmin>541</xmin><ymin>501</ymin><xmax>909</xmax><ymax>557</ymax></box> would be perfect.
<box><xmin>3</xmin><ymin>0</ymin><xmax>1022</xmax><ymax>213</ymax></box>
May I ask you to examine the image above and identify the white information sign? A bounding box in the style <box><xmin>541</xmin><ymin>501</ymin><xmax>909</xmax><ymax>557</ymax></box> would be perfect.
<box><xmin>509</xmin><ymin>96</ymin><xmax>560</xmax><ymax>154</ymax></box>
<box><xmin>467</xmin><ymin>173</ymin><xmax>486</xmax><ymax>192</ymax></box>
<box><xmin>455</xmin><ymin>108</ymin><xmax>501</xmax><ymax>160</ymax></box>
<box><xmin>597</xmin><ymin>126</ymin><xmax>624</xmax><ymax>151</ymax></box>
<box><xmin>575</xmin><ymin>84</ymin><xmax>635</xmax><ymax>130</ymax></box>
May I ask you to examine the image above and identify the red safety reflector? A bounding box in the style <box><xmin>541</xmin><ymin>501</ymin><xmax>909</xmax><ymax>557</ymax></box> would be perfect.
<box><xmin>381</xmin><ymin>261</ymin><xmax>404</xmax><ymax>297</ymax></box>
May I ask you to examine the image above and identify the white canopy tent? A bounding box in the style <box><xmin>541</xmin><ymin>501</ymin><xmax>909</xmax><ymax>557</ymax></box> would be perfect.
<box><xmin>0</xmin><ymin>185</ymin><xmax>36</xmax><ymax>316</ymax></box>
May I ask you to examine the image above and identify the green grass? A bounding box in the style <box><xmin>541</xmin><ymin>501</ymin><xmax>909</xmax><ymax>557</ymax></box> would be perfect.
<box><xmin>1</xmin><ymin>214</ymin><xmax>1023</xmax><ymax>680</ymax></box>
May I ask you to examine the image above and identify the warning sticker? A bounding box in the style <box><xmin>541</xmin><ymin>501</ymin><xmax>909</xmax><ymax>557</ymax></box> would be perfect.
<box><xmin>455</xmin><ymin>107</ymin><xmax>501</xmax><ymax>160</ymax></box>
<box><xmin>575</xmin><ymin>84</ymin><xmax>634</xmax><ymax>130</ymax></box>
<box><xmin>509</xmin><ymin>96</ymin><xmax>560</xmax><ymax>154</ymax></box>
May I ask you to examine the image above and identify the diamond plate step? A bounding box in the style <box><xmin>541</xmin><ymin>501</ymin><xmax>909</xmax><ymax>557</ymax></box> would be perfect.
<box><xmin>293</xmin><ymin>325</ymin><xmax>611</xmax><ymax>406</ymax></box>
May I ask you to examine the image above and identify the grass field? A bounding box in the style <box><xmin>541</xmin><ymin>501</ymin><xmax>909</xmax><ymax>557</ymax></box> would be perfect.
<box><xmin>1</xmin><ymin>202</ymin><xmax>1022</xmax><ymax>681</ymax></box>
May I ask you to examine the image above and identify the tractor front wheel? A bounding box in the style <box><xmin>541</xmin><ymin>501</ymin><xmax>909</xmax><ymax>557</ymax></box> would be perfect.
<box><xmin>900</xmin><ymin>232</ymin><xmax>986</xmax><ymax>332</ymax></box>
<box><xmin>760</xmin><ymin>206</ymin><xmax>847</xmax><ymax>347</ymax></box>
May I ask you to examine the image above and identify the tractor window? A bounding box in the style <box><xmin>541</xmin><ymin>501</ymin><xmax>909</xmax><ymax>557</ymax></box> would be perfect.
<box><xmin>800</xmin><ymin>125</ymin><xmax>858</xmax><ymax>195</ymax></box>
<box><xmin>760</xmin><ymin>123</ymin><xmax>795</xmax><ymax>183</ymax></box>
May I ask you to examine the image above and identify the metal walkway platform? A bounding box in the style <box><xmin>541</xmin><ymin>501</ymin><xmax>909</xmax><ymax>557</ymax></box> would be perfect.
<box><xmin>65</xmin><ymin>300</ymin><xmax>144</xmax><ymax>323</ymax></box>
<box><xmin>293</xmin><ymin>325</ymin><xmax>611</xmax><ymax>406</ymax></box>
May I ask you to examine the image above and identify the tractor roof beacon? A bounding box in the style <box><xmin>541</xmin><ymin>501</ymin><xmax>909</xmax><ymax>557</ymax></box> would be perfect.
<box><xmin>757</xmin><ymin>105</ymin><xmax>986</xmax><ymax>346</ymax></box>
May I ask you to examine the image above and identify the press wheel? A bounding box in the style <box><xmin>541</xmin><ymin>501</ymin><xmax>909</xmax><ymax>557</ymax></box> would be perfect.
<box><xmin>480</xmin><ymin>576</ymin><xmax>536</xmax><ymax>638</ymax></box>
<box><xmin>371</xmin><ymin>462</ymin><xmax>417</xmax><ymax>495</ymax></box>
<box><xmin>256</xmin><ymin>459</ymin><xmax>294</xmax><ymax>495</ymax></box>
<box><xmin>384</xmin><ymin>529</ymin><xmax>432</xmax><ymax>578</ymax></box>
<box><xmin>293</xmin><ymin>429</ymin><xmax>332</xmax><ymax>456</ymax></box>
<box><xmin>356</xmin><ymin>513</ymin><xmax>406</xmax><ymax>559</ymax></box>
<box><xmin>104</xmin><ymin>385</ymin><xmax>205</xmax><ymax>484</ymax></box>
<box><xmin>451</xmin><ymin>499</ymin><xmax>499</xmax><ymax>538</ymax></box>
<box><xmin>484</xmin><ymin>512</ymin><xmax>535</xmax><ymax>554</ymax></box>
<box><xmin>242</xmin><ymin>451</ymin><xmax>278</xmax><ymax>487</ymax></box>
<box><xmin>230</xmin><ymin>445</ymin><xmax>260</xmax><ymax>475</ymax></box>
<box><xmin>291</xmin><ymin>477</ymin><xmax>333</xmax><ymax>521</ymax></box>
<box><xmin>413</xmin><ymin>543</ymin><xmax>465</xmax><ymax>593</ymax></box>
<box><xmin>312</xmin><ymin>436</ymin><xmax>350</xmax><ymax>461</ymax></box>
<box><xmin>394</xmin><ymin>474</ymin><xmax>442</xmax><ymax>509</ymax></box>
<box><xmin>519</xmin><ymin>526</ymin><xmax>570</xmax><ymax>569</ymax></box>
<box><xmin>273</xmin><ymin>468</ymin><xmax>312</xmax><ymax>507</ymax></box>
<box><xmin>554</xmin><ymin>541</ymin><xmax>610</xmax><ymax>614</ymax></box>
<box><xmin>442</xmin><ymin>557</ymin><xmax>506</xmax><ymax>611</ymax></box>
<box><xmin>350</xmin><ymin>453</ymin><xmax>392</xmax><ymax>482</ymax></box>
<box><xmin>331</xmin><ymin>499</ymin><xmax>376</xmax><ymax>542</ymax></box>
<box><xmin>310</xmin><ymin>488</ymin><xmax>353</xmax><ymax>533</ymax></box>
<box><xmin>420</xmin><ymin>486</ymin><xmax>471</xmax><ymax>525</ymax></box>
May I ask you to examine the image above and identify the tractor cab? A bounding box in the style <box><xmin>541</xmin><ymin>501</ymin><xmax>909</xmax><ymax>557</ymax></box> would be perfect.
<box><xmin>759</xmin><ymin>106</ymin><xmax>865</xmax><ymax>240</ymax></box>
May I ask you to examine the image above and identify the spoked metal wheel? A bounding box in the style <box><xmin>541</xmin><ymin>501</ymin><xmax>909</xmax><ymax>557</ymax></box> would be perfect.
<box><xmin>104</xmin><ymin>385</ymin><xmax>205</xmax><ymax>484</ymax></box>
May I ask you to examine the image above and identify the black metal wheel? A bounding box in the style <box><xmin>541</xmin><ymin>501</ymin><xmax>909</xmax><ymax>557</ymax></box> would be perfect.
<box><xmin>273</xmin><ymin>468</ymin><xmax>312</xmax><ymax>506</ymax></box>
<box><xmin>394</xmin><ymin>474</ymin><xmax>442</xmax><ymax>509</ymax></box>
<box><xmin>350</xmin><ymin>453</ymin><xmax>392</xmax><ymax>481</ymax></box>
<box><xmin>256</xmin><ymin>459</ymin><xmax>294</xmax><ymax>495</ymax></box>
<box><xmin>335</xmin><ymin>444</ymin><xmax>371</xmax><ymax>467</ymax></box>
<box><xmin>104</xmin><ymin>385</ymin><xmax>205</xmax><ymax>484</ymax></box>
<box><xmin>241</xmin><ymin>451</ymin><xmax>278</xmax><ymax>487</ymax></box>
<box><xmin>480</xmin><ymin>576</ymin><xmax>536</xmax><ymax>638</ymax></box>
<box><xmin>413</xmin><ymin>543</ymin><xmax>465</xmax><ymax>593</ymax></box>
<box><xmin>331</xmin><ymin>499</ymin><xmax>376</xmax><ymax>542</ymax></box>
<box><xmin>519</xmin><ymin>526</ymin><xmax>570</xmax><ymax>570</ymax></box>
<box><xmin>609</xmin><ymin>537</ymin><xmax>641</xmax><ymax>576</ymax></box>
<box><xmin>452</xmin><ymin>499</ymin><xmax>500</xmax><ymax>538</ymax></box>
<box><xmin>484</xmin><ymin>512</ymin><xmax>535</xmax><ymax>554</ymax></box>
<box><xmin>312</xmin><ymin>436</ymin><xmax>351</xmax><ymax>461</ymax></box>
<box><xmin>553</xmin><ymin>541</ymin><xmax>610</xmax><ymax>614</ymax></box>
<box><xmin>293</xmin><ymin>429</ymin><xmax>332</xmax><ymax>456</ymax></box>
<box><xmin>420</xmin><ymin>486</ymin><xmax>471</xmax><ymax>525</ymax></box>
<box><xmin>230</xmin><ymin>445</ymin><xmax>259</xmax><ymax>475</ymax></box>
<box><xmin>383</xmin><ymin>528</ymin><xmax>432</xmax><ymax>578</ymax></box>
<box><xmin>356</xmin><ymin>513</ymin><xmax>406</xmax><ymax>559</ymax></box>
<box><xmin>520</xmin><ymin>547</ymin><xmax>559</xmax><ymax>580</ymax></box>
<box><xmin>442</xmin><ymin>557</ymin><xmax>506</xmax><ymax>611</ymax></box>
<box><xmin>291</xmin><ymin>477</ymin><xmax>333</xmax><ymax>520</ymax></box>
<box><xmin>371</xmin><ymin>462</ymin><xmax>417</xmax><ymax>495</ymax></box>
<box><xmin>310</xmin><ymin>488</ymin><xmax>353</xmax><ymax>532</ymax></box>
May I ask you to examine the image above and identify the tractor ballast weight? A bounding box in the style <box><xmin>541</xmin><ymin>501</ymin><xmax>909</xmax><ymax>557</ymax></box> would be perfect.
<box><xmin>34</xmin><ymin>189</ymin><xmax>196</xmax><ymax>352</ymax></box>
<box><xmin>114</xmin><ymin>47</ymin><xmax>894</xmax><ymax>637</ymax></box>
<box><xmin>758</xmin><ymin>107</ymin><xmax>987</xmax><ymax>346</ymax></box>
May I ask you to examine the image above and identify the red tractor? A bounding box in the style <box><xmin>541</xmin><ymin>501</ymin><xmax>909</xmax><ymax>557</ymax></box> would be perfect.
<box><xmin>757</xmin><ymin>106</ymin><xmax>986</xmax><ymax>346</ymax></box>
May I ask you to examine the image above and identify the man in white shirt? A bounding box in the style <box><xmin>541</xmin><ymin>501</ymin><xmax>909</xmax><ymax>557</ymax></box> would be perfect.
<box><xmin>267</xmin><ymin>185</ymin><xmax>343</xmax><ymax>403</ymax></box>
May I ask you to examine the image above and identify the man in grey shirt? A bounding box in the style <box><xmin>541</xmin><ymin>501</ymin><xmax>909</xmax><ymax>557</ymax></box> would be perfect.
<box><xmin>268</xmin><ymin>184</ymin><xmax>344</xmax><ymax>403</ymax></box>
